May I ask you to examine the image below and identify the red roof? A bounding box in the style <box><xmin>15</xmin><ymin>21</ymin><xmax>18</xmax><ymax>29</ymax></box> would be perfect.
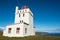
<box><xmin>22</xmin><ymin>5</ymin><xmax>28</xmax><ymax>9</ymax></box>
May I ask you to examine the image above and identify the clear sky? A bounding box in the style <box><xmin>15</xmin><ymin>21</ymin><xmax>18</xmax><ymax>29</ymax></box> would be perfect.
<box><xmin>0</xmin><ymin>0</ymin><xmax>60</xmax><ymax>33</ymax></box>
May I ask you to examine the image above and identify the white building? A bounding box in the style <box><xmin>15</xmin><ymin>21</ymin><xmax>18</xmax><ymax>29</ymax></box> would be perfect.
<box><xmin>3</xmin><ymin>6</ymin><xmax>35</xmax><ymax>37</ymax></box>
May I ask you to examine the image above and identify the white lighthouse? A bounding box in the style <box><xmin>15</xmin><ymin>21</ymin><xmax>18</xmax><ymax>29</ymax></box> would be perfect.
<box><xmin>3</xmin><ymin>6</ymin><xmax>35</xmax><ymax>37</ymax></box>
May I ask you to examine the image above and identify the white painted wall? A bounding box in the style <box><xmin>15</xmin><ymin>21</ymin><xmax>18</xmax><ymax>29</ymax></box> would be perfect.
<box><xmin>3</xmin><ymin>6</ymin><xmax>35</xmax><ymax>37</ymax></box>
<box><xmin>3</xmin><ymin>23</ymin><xmax>24</xmax><ymax>37</ymax></box>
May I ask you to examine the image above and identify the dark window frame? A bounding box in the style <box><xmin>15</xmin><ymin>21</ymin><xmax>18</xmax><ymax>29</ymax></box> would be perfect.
<box><xmin>8</xmin><ymin>28</ymin><xmax>11</xmax><ymax>33</ymax></box>
<box><xmin>23</xmin><ymin>13</ymin><xmax>24</xmax><ymax>17</ymax></box>
<box><xmin>16</xmin><ymin>28</ymin><xmax>20</xmax><ymax>34</ymax></box>
<box><xmin>19</xmin><ymin>14</ymin><xmax>20</xmax><ymax>17</ymax></box>
<box><xmin>25</xmin><ymin>28</ymin><xmax>27</xmax><ymax>34</ymax></box>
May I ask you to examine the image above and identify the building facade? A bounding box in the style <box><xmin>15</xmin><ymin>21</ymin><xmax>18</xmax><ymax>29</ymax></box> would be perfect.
<box><xmin>3</xmin><ymin>6</ymin><xmax>35</xmax><ymax>37</ymax></box>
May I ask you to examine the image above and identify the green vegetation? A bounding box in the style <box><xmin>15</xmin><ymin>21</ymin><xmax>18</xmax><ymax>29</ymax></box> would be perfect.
<box><xmin>0</xmin><ymin>32</ymin><xmax>60</xmax><ymax>40</ymax></box>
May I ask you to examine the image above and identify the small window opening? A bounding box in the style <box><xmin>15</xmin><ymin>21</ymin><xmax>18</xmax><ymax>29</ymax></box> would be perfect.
<box><xmin>20</xmin><ymin>20</ymin><xmax>21</xmax><ymax>23</ymax></box>
<box><xmin>17</xmin><ymin>28</ymin><xmax>20</xmax><ymax>30</ymax></box>
<box><xmin>23</xmin><ymin>14</ymin><xmax>24</xmax><ymax>17</ymax></box>
<box><xmin>25</xmin><ymin>28</ymin><xmax>27</xmax><ymax>34</ymax></box>
<box><xmin>8</xmin><ymin>28</ymin><xmax>11</xmax><ymax>33</ymax></box>
<box><xmin>19</xmin><ymin>14</ymin><xmax>20</xmax><ymax>17</ymax></box>
<box><xmin>20</xmin><ymin>20</ymin><xmax>23</xmax><ymax>23</ymax></box>
<box><xmin>20</xmin><ymin>11</ymin><xmax>21</xmax><ymax>12</ymax></box>
<box><xmin>16</xmin><ymin>28</ymin><xmax>20</xmax><ymax>34</ymax></box>
<box><xmin>22</xmin><ymin>20</ymin><xmax>23</xmax><ymax>23</ymax></box>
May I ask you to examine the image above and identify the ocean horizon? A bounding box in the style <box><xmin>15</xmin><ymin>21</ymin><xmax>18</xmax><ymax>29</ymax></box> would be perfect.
<box><xmin>40</xmin><ymin>33</ymin><xmax>60</xmax><ymax>36</ymax></box>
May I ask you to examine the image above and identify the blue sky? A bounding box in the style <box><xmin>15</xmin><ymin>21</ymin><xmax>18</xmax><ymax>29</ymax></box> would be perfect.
<box><xmin>0</xmin><ymin>0</ymin><xmax>60</xmax><ymax>33</ymax></box>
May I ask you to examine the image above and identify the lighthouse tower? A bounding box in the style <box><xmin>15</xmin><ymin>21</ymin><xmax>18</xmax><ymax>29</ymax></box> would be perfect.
<box><xmin>3</xmin><ymin>6</ymin><xmax>35</xmax><ymax>37</ymax></box>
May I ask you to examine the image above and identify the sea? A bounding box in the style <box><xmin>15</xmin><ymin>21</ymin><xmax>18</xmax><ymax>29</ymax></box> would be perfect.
<box><xmin>40</xmin><ymin>33</ymin><xmax>60</xmax><ymax>36</ymax></box>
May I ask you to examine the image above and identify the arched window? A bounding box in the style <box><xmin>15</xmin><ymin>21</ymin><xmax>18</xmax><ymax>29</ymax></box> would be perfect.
<box><xmin>8</xmin><ymin>28</ymin><xmax>11</xmax><ymax>33</ymax></box>
<box><xmin>22</xmin><ymin>20</ymin><xmax>23</xmax><ymax>23</ymax></box>
<box><xmin>25</xmin><ymin>28</ymin><xmax>27</xmax><ymax>34</ymax></box>
<box><xmin>19</xmin><ymin>14</ymin><xmax>20</xmax><ymax>17</ymax></box>
<box><xmin>16</xmin><ymin>28</ymin><xmax>20</xmax><ymax>34</ymax></box>
<box><xmin>20</xmin><ymin>11</ymin><xmax>21</xmax><ymax>12</ymax></box>
<box><xmin>20</xmin><ymin>20</ymin><xmax>21</xmax><ymax>23</ymax></box>
<box><xmin>20</xmin><ymin>20</ymin><xmax>23</xmax><ymax>23</ymax></box>
<box><xmin>23</xmin><ymin>14</ymin><xmax>24</xmax><ymax>17</ymax></box>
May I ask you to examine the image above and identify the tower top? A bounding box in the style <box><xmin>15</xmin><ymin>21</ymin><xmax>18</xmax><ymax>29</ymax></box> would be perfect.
<box><xmin>22</xmin><ymin>5</ymin><xmax>29</xmax><ymax>9</ymax></box>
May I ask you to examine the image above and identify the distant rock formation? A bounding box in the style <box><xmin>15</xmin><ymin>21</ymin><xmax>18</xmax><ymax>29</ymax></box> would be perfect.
<box><xmin>35</xmin><ymin>32</ymin><xmax>48</xmax><ymax>35</ymax></box>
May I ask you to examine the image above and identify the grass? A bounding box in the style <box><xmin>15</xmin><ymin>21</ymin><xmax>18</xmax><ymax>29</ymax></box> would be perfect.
<box><xmin>0</xmin><ymin>32</ymin><xmax>60</xmax><ymax>40</ymax></box>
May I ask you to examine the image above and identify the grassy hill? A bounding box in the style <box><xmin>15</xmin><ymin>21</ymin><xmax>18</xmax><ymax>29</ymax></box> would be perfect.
<box><xmin>0</xmin><ymin>32</ymin><xmax>60</xmax><ymax>40</ymax></box>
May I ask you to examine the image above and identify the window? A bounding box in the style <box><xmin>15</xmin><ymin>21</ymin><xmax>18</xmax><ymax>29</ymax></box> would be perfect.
<box><xmin>16</xmin><ymin>28</ymin><xmax>20</xmax><ymax>34</ymax></box>
<box><xmin>17</xmin><ymin>28</ymin><xmax>20</xmax><ymax>30</ymax></box>
<box><xmin>20</xmin><ymin>20</ymin><xmax>23</xmax><ymax>23</ymax></box>
<box><xmin>25</xmin><ymin>28</ymin><xmax>27</xmax><ymax>34</ymax></box>
<box><xmin>22</xmin><ymin>20</ymin><xmax>23</xmax><ymax>23</ymax></box>
<box><xmin>8</xmin><ymin>28</ymin><xmax>11</xmax><ymax>33</ymax></box>
<box><xmin>23</xmin><ymin>14</ymin><xmax>24</xmax><ymax>17</ymax></box>
<box><xmin>20</xmin><ymin>20</ymin><xmax>21</xmax><ymax>23</ymax></box>
<box><xmin>19</xmin><ymin>14</ymin><xmax>20</xmax><ymax>17</ymax></box>
<box><xmin>20</xmin><ymin>11</ymin><xmax>21</xmax><ymax>12</ymax></box>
